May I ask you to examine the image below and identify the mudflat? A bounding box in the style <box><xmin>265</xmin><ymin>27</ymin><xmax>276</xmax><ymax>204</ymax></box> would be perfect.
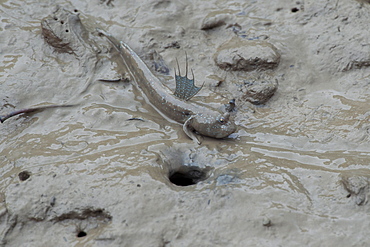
<box><xmin>1</xmin><ymin>1</ymin><xmax>370</xmax><ymax>246</ymax></box>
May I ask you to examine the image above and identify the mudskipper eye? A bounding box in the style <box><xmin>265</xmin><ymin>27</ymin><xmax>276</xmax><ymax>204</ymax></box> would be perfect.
<box><xmin>218</xmin><ymin>117</ymin><xmax>226</xmax><ymax>124</ymax></box>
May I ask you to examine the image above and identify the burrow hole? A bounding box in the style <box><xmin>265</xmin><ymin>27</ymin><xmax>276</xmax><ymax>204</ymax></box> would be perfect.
<box><xmin>77</xmin><ymin>230</ymin><xmax>87</xmax><ymax>238</ymax></box>
<box><xmin>18</xmin><ymin>171</ymin><xmax>31</xmax><ymax>181</ymax></box>
<box><xmin>169</xmin><ymin>167</ymin><xmax>208</xmax><ymax>186</ymax></box>
<box><xmin>291</xmin><ymin>7</ymin><xmax>299</xmax><ymax>12</ymax></box>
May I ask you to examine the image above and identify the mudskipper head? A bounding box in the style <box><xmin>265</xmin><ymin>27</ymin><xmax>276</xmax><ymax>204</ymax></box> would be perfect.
<box><xmin>175</xmin><ymin>56</ymin><xmax>237</xmax><ymax>140</ymax></box>
<box><xmin>191</xmin><ymin>112</ymin><xmax>237</xmax><ymax>139</ymax></box>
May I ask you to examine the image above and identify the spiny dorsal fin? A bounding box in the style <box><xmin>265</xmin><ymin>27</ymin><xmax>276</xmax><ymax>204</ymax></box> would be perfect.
<box><xmin>174</xmin><ymin>53</ymin><xmax>203</xmax><ymax>101</ymax></box>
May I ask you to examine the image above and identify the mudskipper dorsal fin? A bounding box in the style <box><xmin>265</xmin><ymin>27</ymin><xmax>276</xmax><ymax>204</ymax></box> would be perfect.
<box><xmin>174</xmin><ymin>53</ymin><xmax>203</xmax><ymax>101</ymax></box>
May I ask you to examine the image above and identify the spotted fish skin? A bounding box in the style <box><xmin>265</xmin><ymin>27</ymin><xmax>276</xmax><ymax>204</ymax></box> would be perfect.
<box><xmin>98</xmin><ymin>29</ymin><xmax>236</xmax><ymax>142</ymax></box>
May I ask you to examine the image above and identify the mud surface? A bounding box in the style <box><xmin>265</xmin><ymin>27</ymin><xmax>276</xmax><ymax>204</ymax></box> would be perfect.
<box><xmin>1</xmin><ymin>0</ymin><xmax>370</xmax><ymax>246</ymax></box>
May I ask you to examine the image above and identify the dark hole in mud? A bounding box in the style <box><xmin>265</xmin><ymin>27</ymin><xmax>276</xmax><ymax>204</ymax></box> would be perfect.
<box><xmin>291</xmin><ymin>7</ymin><xmax>299</xmax><ymax>12</ymax></box>
<box><xmin>74</xmin><ymin>9</ymin><xmax>78</xmax><ymax>12</ymax></box>
<box><xmin>347</xmin><ymin>194</ymin><xmax>351</xmax><ymax>198</ymax></box>
<box><xmin>169</xmin><ymin>172</ymin><xmax>195</xmax><ymax>186</ymax></box>
<box><xmin>169</xmin><ymin>168</ymin><xmax>207</xmax><ymax>186</ymax></box>
<box><xmin>65</xmin><ymin>30</ymin><xmax>69</xmax><ymax>32</ymax></box>
<box><xmin>77</xmin><ymin>231</ymin><xmax>87</xmax><ymax>238</ymax></box>
<box><xmin>18</xmin><ymin>171</ymin><xmax>31</xmax><ymax>181</ymax></box>
<box><xmin>60</xmin><ymin>20</ymin><xmax>64</xmax><ymax>24</ymax></box>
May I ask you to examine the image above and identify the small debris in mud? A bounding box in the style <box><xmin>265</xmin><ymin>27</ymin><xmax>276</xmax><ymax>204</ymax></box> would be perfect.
<box><xmin>343</xmin><ymin>59</ymin><xmax>370</xmax><ymax>71</ymax></box>
<box><xmin>0</xmin><ymin>105</ymin><xmax>74</xmax><ymax>123</ymax></box>
<box><xmin>18</xmin><ymin>171</ymin><xmax>31</xmax><ymax>181</ymax></box>
<box><xmin>201</xmin><ymin>13</ymin><xmax>233</xmax><ymax>30</ymax></box>
<box><xmin>214</xmin><ymin>79</ymin><xmax>224</xmax><ymax>87</ymax></box>
<box><xmin>214</xmin><ymin>37</ymin><xmax>280</xmax><ymax>71</ymax></box>
<box><xmin>54</xmin><ymin>207</ymin><xmax>112</xmax><ymax>222</ymax></box>
<box><xmin>98</xmin><ymin>72</ymin><xmax>131</xmax><ymax>84</ymax></box>
<box><xmin>240</xmin><ymin>79</ymin><xmax>278</xmax><ymax>105</ymax></box>
<box><xmin>355</xmin><ymin>0</ymin><xmax>370</xmax><ymax>5</ymax></box>
<box><xmin>207</xmin><ymin>74</ymin><xmax>226</xmax><ymax>88</ymax></box>
<box><xmin>149</xmin><ymin>50</ymin><xmax>170</xmax><ymax>74</ymax></box>
<box><xmin>342</xmin><ymin>176</ymin><xmax>370</xmax><ymax>205</ymax></box>
<box><xmin>216</xmin><ymin>174</ymin><xmax>241</xmax><ymax>185</ymax></box>
<box><xmin>226</xmin><ymin>23</ymin><xmax>242</xmax><ymax>35</ymax></box>
<box><xmin>164</xmin><ymin>41</ymin><xmax>180</xmax><ymax>49</ymax></box>
<box><xmin>50</xmin><ymin>196</ymin><xmax>56</xmax><ymax>207</ymax></box>
<box><xmin>100</xmin><ymin>0</ymin><xmax>114</xmax><ymax>7</ymax></box>
<box><xmin>127</xmin><ymin>117</ymin><xmax>144</xmax><ymax>121</ymax></box>
<box><xmin>224</xmin><ymin>99</ymin><xmax>236</xmax><ymax>113</ymax></box>
<box><xmin>98</xmin><ymin>78</ymin><xmax>127</xmax><ymax>83</ymax></box>
<box><xmin>262</xmin><ymin>216</ymin><xmax>272</xmax><ymax>227</ymax></box>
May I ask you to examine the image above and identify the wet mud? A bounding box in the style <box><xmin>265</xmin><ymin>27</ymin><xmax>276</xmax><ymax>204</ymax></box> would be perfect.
<box><xmin>1</xmin><ymin>0</ymin><xmax>370</xmax><ymax>246</ymax></box>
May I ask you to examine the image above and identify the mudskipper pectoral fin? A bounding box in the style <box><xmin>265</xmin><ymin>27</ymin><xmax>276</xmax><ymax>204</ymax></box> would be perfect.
<box><xmin>183</xmin><ymin>116</ymin><xmax>202</xmax><ymax>145</ymax></box>
<box><xmin>174</xmin><ymin>54</ymin><xmax>203</xmax><ymax>101</ymax></box>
